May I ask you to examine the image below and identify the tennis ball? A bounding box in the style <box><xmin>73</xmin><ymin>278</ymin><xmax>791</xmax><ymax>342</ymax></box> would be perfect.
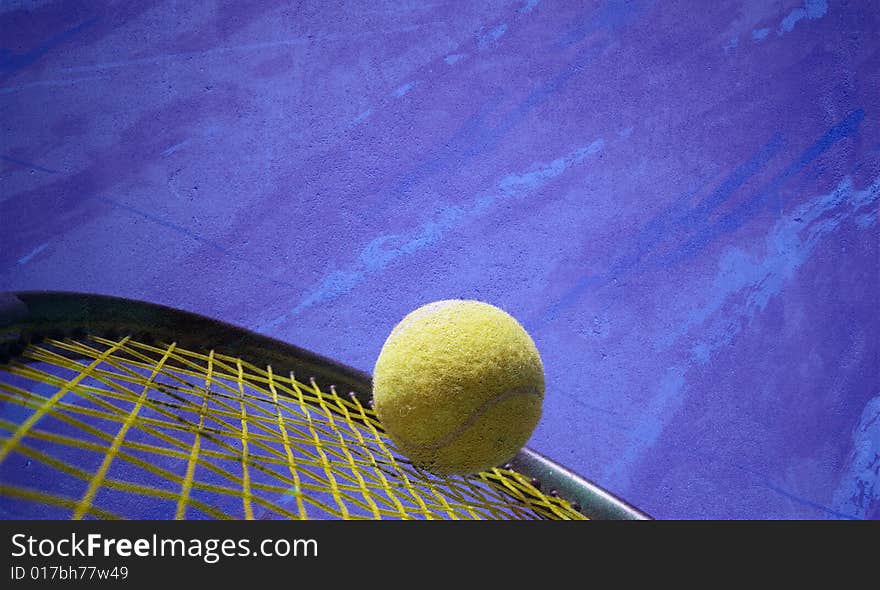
<box><xmin>372</xmin><ymin>300</ymin><xmax>544</xmax><ymax>475</ymax></box>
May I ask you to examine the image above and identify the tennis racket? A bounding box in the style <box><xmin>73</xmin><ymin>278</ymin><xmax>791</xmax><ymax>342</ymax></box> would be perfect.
<box><xmin>0</xmin><ymin>291</ymin><xmax>649</xmax><ymax>520</ymax></box>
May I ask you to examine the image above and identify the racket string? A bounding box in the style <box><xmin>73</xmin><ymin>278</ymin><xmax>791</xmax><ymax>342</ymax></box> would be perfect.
<box><xmin>0</xmin><ymin>335</ymin><xmax>585</xmax><ymax>520</ymax></box>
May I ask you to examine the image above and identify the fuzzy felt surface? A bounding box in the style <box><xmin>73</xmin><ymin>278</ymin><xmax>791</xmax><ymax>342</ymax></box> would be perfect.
<box><xmin>373</xmin><ymin>300</ymin><xmax>544</xmax><ymax>475</ymax></box>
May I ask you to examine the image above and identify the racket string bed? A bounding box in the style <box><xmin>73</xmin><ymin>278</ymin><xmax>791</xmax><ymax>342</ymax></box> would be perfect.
<box><xmin>0</xmin><ymin>335</ymin><xmax>586</xmax><ymax>520</ymax></box>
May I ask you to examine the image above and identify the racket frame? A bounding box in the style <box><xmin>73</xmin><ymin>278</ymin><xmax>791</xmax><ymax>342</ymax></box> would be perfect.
<box><xmin>0</xmin><ymin>291</ymin><xmax>650</xmax><ymax>520</ymax></box>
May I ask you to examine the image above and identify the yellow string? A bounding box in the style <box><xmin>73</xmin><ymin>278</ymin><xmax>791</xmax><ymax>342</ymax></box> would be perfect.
<box><xmin>176</xmin><ymin>349</ymin><xmax>214</xmax><ymax>519</ymax></box>
<box><xmin>235</xmin><ymin>359</ymin><xmax>254</xmax><ymax>520</ymax></box>
<box><xmin>0</xmin><ymin>336</ymin><xmax>584</xmax><ymax>520</ymax></box>
<box><xmin>0</xmin><ymin>338</ymin><xmax>130</xmax><ymax>466</ymax></box>
<box><xmin>267</xmin><ymin>365</ymin><xmax>307</xmax><ymax>520</ymax></box>
<box><xmin>73</xmin><ymin>341</ymin><xmax>177</xmax><ymax>519</ymax></box>
<box><xmin>289</xmin><ymin>372</ymin><xmax>349</xmax><ymax>519</ymax></box>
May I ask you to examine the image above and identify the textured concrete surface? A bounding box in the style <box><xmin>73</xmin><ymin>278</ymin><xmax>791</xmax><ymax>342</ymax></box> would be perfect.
<box><xmin>1</xmin><ymin>0</ymin><xmax>878</xmax><ymax>519</ymax></box>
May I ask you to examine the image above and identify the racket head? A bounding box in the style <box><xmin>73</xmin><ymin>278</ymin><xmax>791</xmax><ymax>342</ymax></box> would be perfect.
<box><xmin>0</xmin><ymin>291</ymin><xmax>650</xmax><ymax>520</ymax></box>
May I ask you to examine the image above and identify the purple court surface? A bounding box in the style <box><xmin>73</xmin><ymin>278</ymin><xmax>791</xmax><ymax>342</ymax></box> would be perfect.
<box><xmin>1</xmin><ymin>1</ymin><xmax>878</xmax><ymax>519</ymax></box>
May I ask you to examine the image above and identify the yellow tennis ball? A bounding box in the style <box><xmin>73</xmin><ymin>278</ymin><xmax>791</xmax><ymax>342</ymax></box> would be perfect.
<box><xmin>372</xmin><ymin>300</ymin><xmax>544</xmax><ymax>475</ymax></box>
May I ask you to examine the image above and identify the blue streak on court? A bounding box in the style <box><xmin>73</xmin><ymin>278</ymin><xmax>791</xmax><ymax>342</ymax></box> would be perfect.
<box><xmin>0</xmin><ymin>16</ymin><xmax>99</xmax><ymax>77</ymax></box>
